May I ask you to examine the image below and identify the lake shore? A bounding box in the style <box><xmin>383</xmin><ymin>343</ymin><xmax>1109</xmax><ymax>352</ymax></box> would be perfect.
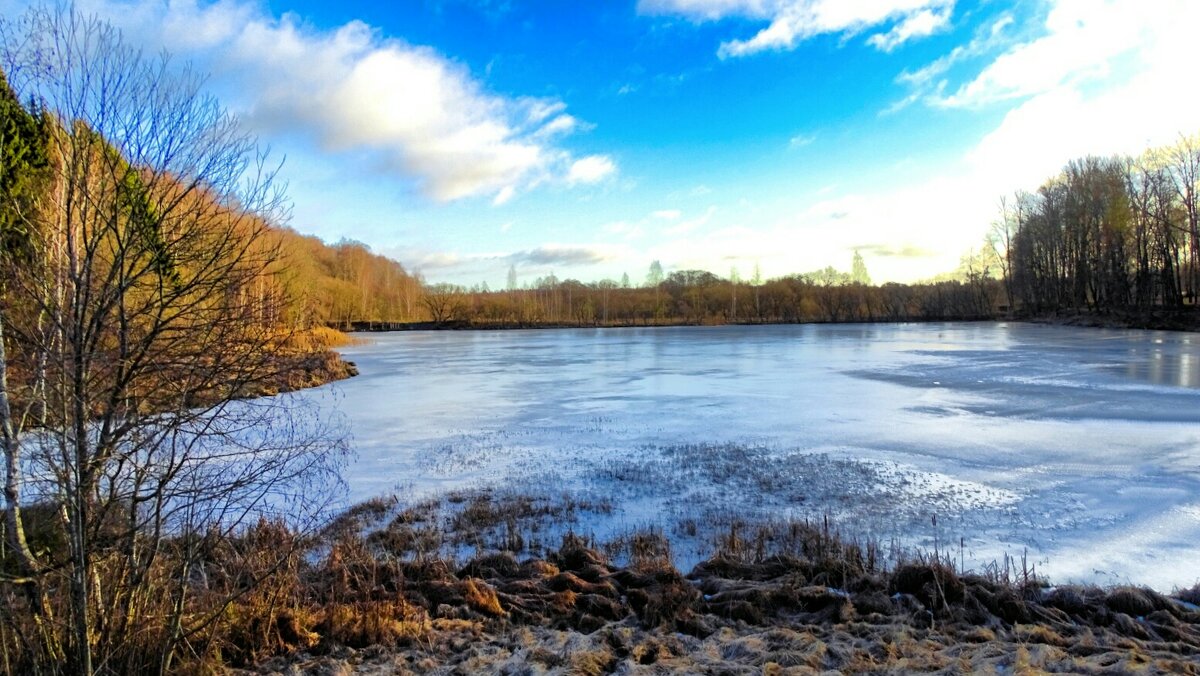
<box><xmin>343</xmin><ymin>309</ymin><xmax>1200</xmax><ymax>334</ymax></box>
<box><xmin>1027</xmin><ymin>309</ymin><xmax>1200</xmax><ymax>333</ymax></box>
<box><xmin>239</xmin><ymin>328</ymin><xmax>362</xmax><ymax>400</ymax></box>
<box><xmin>237</xmin><ymin>492</ymin><xmax>1200</xmax><ymax>675</ymax></box>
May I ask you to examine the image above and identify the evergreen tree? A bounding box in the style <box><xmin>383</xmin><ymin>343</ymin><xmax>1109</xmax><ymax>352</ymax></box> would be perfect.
<box><xmin>0</xmin><ymin>69</ymin><xmax>49</xmax><ymax>259</ymax></box>
<box><xmin>646</xmin><ymin>260</ymin><xmax>664</xmax><ymax>287</ymax></box>
<box><xmin>851</xmin><ymin>250</ymin><xmax>872</xmax><ymax>285</ymax></box>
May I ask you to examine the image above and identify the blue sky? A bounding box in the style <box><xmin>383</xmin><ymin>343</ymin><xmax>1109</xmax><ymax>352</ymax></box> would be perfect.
<box><xmin>5</xmin><ymin>0</ymin><xmax>1198</xmax><ymax>286</ymax></box>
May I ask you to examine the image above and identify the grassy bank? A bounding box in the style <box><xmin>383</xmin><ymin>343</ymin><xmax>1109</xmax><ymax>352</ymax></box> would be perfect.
<box><xmin>9</xmin><ymin>489</ymin><xmax>1180</xmax><ymax>674</ymax></box>
<box><xmin>248</xmin><ymin>327</ymin><xmax>361</xmax><ymax>398</ymax></box>
<box><xmin>8</xmin><ymin>490</ymin><xmax>1196</xmax><ymax>672</ymax></box>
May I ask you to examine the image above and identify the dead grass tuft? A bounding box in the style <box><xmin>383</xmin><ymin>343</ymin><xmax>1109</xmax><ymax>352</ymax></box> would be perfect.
<box><xmin>53</xmin><ymin>493</ymin><xmax>1200</xmax><ymax>673</ymax></box>
<box><xmin>316</xmin><ymin>599</ymin><xmax>428</xmax><ymax>649</ymax></box>
<box><xmin>1105</xmin><ymin>586</ymin><xmax>1162</xmax><ymax>617</ymax></box>
<box><xmin>890</xmin><ymin>561</ymin><xmax>965</xmax><ymax>612</ymax></box>
<box><xmin>463</xmin><ymin>578</ymin><xmax>507</xmax><ymax>617</ymax></box>
<box><xmin>569</xmin><ymin>647</ymin><xmax>616</xmax><ymax>676</ymax></box>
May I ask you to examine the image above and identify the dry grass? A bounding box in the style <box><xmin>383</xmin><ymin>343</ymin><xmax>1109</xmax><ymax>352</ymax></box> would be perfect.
<box><xmin>281</xmin><ymin>326</ymin><xmax>361</xmax><ymax>351</ymax></box>
<box><xmin>207</xmin><ymin>499</ymin><xmax>1200</xmax><ymax>673</ymax></box>
<box><xmin>10</xmin><ymin>491</ymin><xmax>1198</xmax><ymax>674</ymax></box>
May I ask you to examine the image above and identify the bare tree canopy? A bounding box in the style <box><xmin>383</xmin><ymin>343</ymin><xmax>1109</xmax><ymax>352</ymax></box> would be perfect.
<box><xmin>0</xmin><ymin>6</ymin><xmax>348</xmax><ymax>674</ymax></box>
<box><xmin>1005</xmin><ymin>140</ymin><xmax>1200</xmax><ymax>316</ymax></box>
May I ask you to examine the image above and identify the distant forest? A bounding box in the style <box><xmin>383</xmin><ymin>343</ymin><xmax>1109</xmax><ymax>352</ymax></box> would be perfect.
<box><xmin>999</xmin><ymin>139</ymin><xmax>1200</xmax><ymax>316</ymax></box>
<box><xmin>400</xmin><ymin>135</ymin><xmax>1200</xmax><ymax>331</ymax></box>
<box><xmin>319</xmin><ymin>138</ymin><xmax>1200</xmax><ymax>331</ymax></box>
<box><xmin>409</xmin><ymin>258</ymin><xmax>999</xmax><ymax>329</ymax></box>
<box><xmin>258</xmin><ymin>219</ymin><xmax>1002</xmax><ymax>330</ymax></box>
<box><xmin>299</xmin><ymin>136</ymin><xmax>1200</xmax><ymax>331</ymax></box>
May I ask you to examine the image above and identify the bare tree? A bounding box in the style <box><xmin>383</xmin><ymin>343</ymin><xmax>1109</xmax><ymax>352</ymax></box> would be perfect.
<box><xmin>1165</xmin><ymin>135</ymin><xmax>1200</xmax><ymax>304</ymax></box>
<box><xmin>989</xmin><ymin>193</ymin><xmax>1021</xmax><ymax>312</ymax></box>
<box><xmin>421</xmin><ymin>283</ymin><xmax>468</xmax><ymax>325</ymax></box>
<box><xmin>0</xmin><ymin>7</ymin><xmax>346</xmax><ymax>674</ymax></box>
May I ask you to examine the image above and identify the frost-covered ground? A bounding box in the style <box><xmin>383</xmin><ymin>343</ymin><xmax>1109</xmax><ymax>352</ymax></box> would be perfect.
<box><xmin>313</xmin><ymin>322</ymin><xmax>1200</xmax><ymax>591</ymax></box>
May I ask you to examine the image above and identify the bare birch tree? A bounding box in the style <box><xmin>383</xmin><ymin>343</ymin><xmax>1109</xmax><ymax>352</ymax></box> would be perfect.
<box><xmin>0</xmin><ymin>7</ymin><xmax>347</xmax><ymax>674</ymax></box>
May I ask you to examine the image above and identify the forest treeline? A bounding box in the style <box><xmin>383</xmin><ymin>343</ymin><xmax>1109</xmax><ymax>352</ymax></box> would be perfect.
<box><xmin>412</xmin><ymin>264</ymin><xmax>1000</xmax><ymax>329</ymax></box>
<box><xmin>376</xmin><ymin>136</ymin><xmax>1200</xmax><ymax>331</ymax></box>
<box><xmin>38</xmin><ymin>128</ymin><xmax>1187</xmax><ymax>334</ymax></box>
<box><xmin>998</xmin><ymin>138</ymin><xmax>1200</xmax><ymax>318</ymax></box>
<box><xmin>272</xmin><ymin>228</ymin><xmax>423</xmax><ymax>329</ymax></box>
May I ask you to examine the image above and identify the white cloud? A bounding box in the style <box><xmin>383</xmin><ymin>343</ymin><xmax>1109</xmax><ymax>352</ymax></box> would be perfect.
<box><xmin>640</xmin><ymin>0</ymin><xmax>956</xmax><ymax>57</ymax></box>
<box><xmin>893</xmin><ymin>0</ymin><xmax>1200</xmax><ymax>194</ymax></box>
<box><xmin>536</xmin><ymin>114</ymin><xmax>581</xmax><ymax>137</ymax></box>
<box><xmin>883</xmin><ymin>11</ymin><xmax>1016</xmax><ymax>116</ymax></box>
<box><xmin>493</xmin><ymin>185</ymin><xmax>517</xmax><ymax>206</ymax></box>
<box><xmin>63</xmin><ymin>0</ymin><xmax>614</xmax><ymax>203</ymax></box>
<box><xmin>931</xmin><ymin>0</ymin><xmax>1167</xmax><ymax>108</ymax></box>
<box><xmin>412</xmin><ymin>251</ymin><xmax>467</xmax><ymax>270</ymax></box>
<box><xmin>652</xmin><ymin>209</ymin><xmax>682</xmax><ymax>220</ymax></box>
<box><xmin>895</xmin><ymin>13</ymin><xmax>1012</xmax><ymax>90</ymax></box>
<box><xmin>866</xmin><ymin>6</ymin><xmax>952</xmax><ymax>53</ymax></box>
<box><xmin>568</xmin><ymin>155</ymin><xmax>618</xmax><ymax>184</ymax></box>
<box><xmin>788</xmin><ymin>132</ymin><xmax>817</xmax><ymax>148</ymax></box>
<box><xmin>642</xmin><ymin>0</ymin><xmax>771</xmax><ymax>22</ymax></box>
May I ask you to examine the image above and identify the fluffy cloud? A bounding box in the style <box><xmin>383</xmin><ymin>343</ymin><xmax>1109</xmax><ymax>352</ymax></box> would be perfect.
<box><xmin>894</xmin><ymin>14</ymin><xmax>1013</xmax><ymax>92</ymax></box>
<box><xmin>63</xmin><ymin>0</ymin><xmax>614</xmax><ymax>203</ymax></box>
<box><xmin>386</xmin><ymin>243</ymin><xmax>621</xmax><ymax>282</ymax></box>
<box><xmin>665</xmin><ymin>206</ymin><xmax>717</xmax><ymax>235</ymax></box>
<box><xmin>909</xmin><ymin>0</ymin><xmax>1200</xmax><ymax>192</ymax></box>
<box><xmin>897</xmin><ymin>0</ymin><xmax>1200</xmax><ymax>117</ymax></box>
<box><xmin>567</xmin><ymin>155</ymin><xmax>618</xmax><ymax>185</ymax></box>
<box><xmin>640</xmin><ymin>0</ymin><xmax>955</xmax><ymax>57</ymax></box>
<box><xmin>934</xmin><ymin>2</ymin><xmax>1137</xmax><ymax>108</ymax></box>
<box><xmin>866</xmin><ymin>6</ymin><xmax>952</xmax><ymax>53</ymax></box>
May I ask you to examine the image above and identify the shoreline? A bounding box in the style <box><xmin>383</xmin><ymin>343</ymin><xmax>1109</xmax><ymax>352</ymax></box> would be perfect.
<box><xmin>342</xmin><ymin>311</ymin><xmax>1199</xmax><ymax>334</ymax></box>
<box><xmin>1026</xmin><ymin>310</ymin><xmax>1200</xmax><ymax>333</ymax></box>
<box><xmin>240</xmin><ymin>492</ymin><xmax>1200</xmax><ymax>674</ymax></box>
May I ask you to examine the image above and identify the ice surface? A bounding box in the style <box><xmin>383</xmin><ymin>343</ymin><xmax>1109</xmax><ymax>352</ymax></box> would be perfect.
<box><xmin>318</xmin><ymin>322</ymin><xmax>1200</xmax><ymax>591</ymax></box>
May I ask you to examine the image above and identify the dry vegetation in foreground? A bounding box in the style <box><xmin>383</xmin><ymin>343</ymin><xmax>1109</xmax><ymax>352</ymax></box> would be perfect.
<box><xmin>12</xmin><ymin>490</ymin><xmax>1195</xmax><ymax>673</ymax></box>
<box><xmin>225</xmin><ymin>493</ymin><xmax>1198</xmax><ymax>674</ymax></box>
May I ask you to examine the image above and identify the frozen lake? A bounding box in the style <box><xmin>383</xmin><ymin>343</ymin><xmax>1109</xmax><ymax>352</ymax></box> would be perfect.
<box><xmin>318</xmin><ymin>322</ymin><xmax>1200</xmax><ymax>591</ymax></box>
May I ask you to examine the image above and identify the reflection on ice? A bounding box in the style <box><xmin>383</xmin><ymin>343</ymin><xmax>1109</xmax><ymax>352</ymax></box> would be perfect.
<box><xmin>321</xmin><ymin>322</ymin><xmax>1200</xmax><ymax>591</ymax></box>
<box><xmin>1114</xmin><ymin>349</ymin><xmax>1200</xmax><ymax>388</ymax></box>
